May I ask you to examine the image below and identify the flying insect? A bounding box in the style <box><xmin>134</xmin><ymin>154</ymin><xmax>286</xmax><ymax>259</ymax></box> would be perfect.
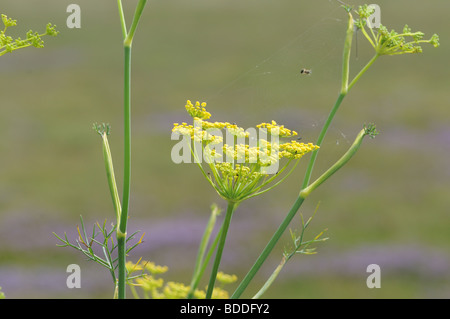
<box><xmin>300</xmin><ymin>68</ymin><xmax>312</xmax><ymax>75</ymax></box>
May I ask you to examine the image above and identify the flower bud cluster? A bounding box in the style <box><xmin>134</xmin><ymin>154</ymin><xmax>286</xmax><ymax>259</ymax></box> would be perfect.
<box><xmin>0</xmin><ymin>13</ymin><xmax>58</xmax><ymax>56</ymax></box>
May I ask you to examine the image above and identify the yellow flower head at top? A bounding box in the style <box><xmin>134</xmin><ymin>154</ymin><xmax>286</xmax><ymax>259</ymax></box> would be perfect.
<box><xmin>172</xmin><ymin>100</ymin><xmax>319</xmax><ymax>202</ymax></box>
<box><xmin>185</xmin><ymin>100</ymin><xmax>211</xmax><ymax>120</ymax></box>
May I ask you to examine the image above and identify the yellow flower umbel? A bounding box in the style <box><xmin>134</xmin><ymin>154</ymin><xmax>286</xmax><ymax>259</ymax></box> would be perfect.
<box><xmin>172</xmin><ymin>100</ymin><xmax>319</xmax><ymax>203</ymax></box>
<box><xmin>172</xmin><ymin>100</ymin><xmax>319</xmax><ymax>298</ymax></box>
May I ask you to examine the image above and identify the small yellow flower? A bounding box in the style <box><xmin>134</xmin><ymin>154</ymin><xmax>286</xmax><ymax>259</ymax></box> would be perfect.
<box><xmin>257</xmin><ymin>120</ymin><xmax>298</xmax><ymax>138</ymax></box>
<box><xmin>210</xmin><ymin>287</ymin><xmax>231</xmax><ymax>299</ymax></box>
<box><xmin>216</xmin><ymin>271</ymin><xmax>238</xmax><ymax>285</ymax></box>
<box><xmin>144</xmin><ymin>261</ymin><xmax>169</xmax><ymax>275</ymax></box>
<box><xmin>125</xmin><ymin>260</ymin><xmax>143</xmax><ymax>274</ymax></box>
<box><xmin>135</xmin><ymin>275</ymin><xmax>164</xmax><ymax>291</ymax></box>
<box><xmin>172</xmin><ymin>122</ymin><xmax>193</xmax><ymax>136</ymax></box>
<box><xmin>185</xmin><ymin>100</ymin><xmax>211</xmax><ymax>120</ymax></box>
<box><xmin>162</xmin><ymin>281</ymin><xmax>190</xmax><ymax>299</ymax></box>
<box><xmin>280</xmin><ymin>141</ymin><xmax>320</xmax><ymax>159</ymax></box>
<box><xmin>226</xmin><ymin>123</ymin><xmax>249</xmax><ymax>138</ymax></box>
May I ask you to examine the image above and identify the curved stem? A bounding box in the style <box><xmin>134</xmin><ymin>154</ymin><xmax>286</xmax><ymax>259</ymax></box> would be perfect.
<box><xmin>101</xmin><ymin>132</ymin><xmax>122</xmax><ymax>224</ymax></box>
<box><xmin>301</xmin><ymin>128</ymin><xmax>368</xmax><ymax>198</ymax></box>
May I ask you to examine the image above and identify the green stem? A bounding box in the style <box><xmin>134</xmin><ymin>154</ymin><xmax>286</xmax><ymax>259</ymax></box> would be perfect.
<box><xmin>206</xmin><ymin>201</ymin><xmax>237</xmax><ymax>299</ymax></box>
<box><xmin>117</xmin><ymin>0</ymin><xmax>127</xmax><ymax>40</ymax></box>
<box><xmin>348</xmin><ymin>53</ymin><xmax>379</xmax><ymax>91</ymax></box>
<box><xmin>115</xmin><ymin>0</ymin><xmax>147</xmax><ymax>299</ymax></box>
<box><xmin>252</xmin><ymin>256</ymin><xmax>286</xmax><ymax>299</ymax></box>
<box><xmin>302</xmin><ymin>56</ymin><xmax>378</xmax><ymax>191</ymax></box>
<box><xmin>187</xmin><ymin>204</ymin><xmax>220</xmax><ymax>298</ymax></box>
<box><xmin>124</xmin><ymin>0</ymin><xmax>147</xmax><ymax>47</ymax></box>
<box><xmin>233</xmin><ymin>128</ymin><xmax>369</xmax><ymax>299</ymax></box>
<box><xmin>341</xmin><ymin>12</ymin><xmax>354</xmax><ymax>94</ymax></box>
<box><xmin>101</xmin><ymin>132</ymin><xmax>122</xmax><ymax>225</ymax></box>
<box><xmin>302</xmin><ymin>11</ymin><xmax>354</xmax><ymax>189</ymax></box>
<box><xmin>301</xmin><ymin>92</ymin><xmax>346</xmax><ymax>189</ymax></box>
<box><xmin>187</xmin><ymin>222</ymin><xmax>224</xmax><ymax>299</ymax></box>
<box><xmin>117</xmin><ymin>232</ymin><xmax>127</xmax><ymax>299</ymax></box>
<box><xmin>232</xmin><ymin>11</ymin><xmax>379</xmax><ymax>299</ymax></box>
<box><xmin>231</xmin><ymin>195</ymin><xmax>305</xmax><ymax>298</ymax></box>
<box><xmin>116</xmin><ymin>42</ymin><xmax>131</xmax><ymax>300</ymax></box>
<box><xmin>301</xmin><ymin>128</ymin><xmax>368</xmax><ymax>198</ymax></box>
<box><xmin>120</xmin><ymin>44</ymin><xmax>132</xmax><ymax>236</ymax></box>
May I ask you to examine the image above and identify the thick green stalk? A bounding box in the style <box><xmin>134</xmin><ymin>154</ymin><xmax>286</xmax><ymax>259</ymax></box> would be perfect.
<box><xmin>206</xmin><ymin>201</ymin><xmax>237</xmax><ymax>299</ymax></box>
<box><xmin>231</xmin><ymin>196</ymin><xmax>305</xmax><ymax>298</ymax></box>
<box><xmin>115</xmin><ymin>0</ymin><xmax>147</xmax><ymax>299</ymax></box>
<box><xmin>116</xmin><ymin>234</ymin><xmax>127</xmax><ymax>298</ymax></box>
<box><xmin>117</xmin><ymin>44</ymin><xmax>132</xmax><ymax>300</ymax></box>
<box><xmin>120</xmin><ymin>45</ymin><xmax>132</xmax><ymax>237</ymax></box>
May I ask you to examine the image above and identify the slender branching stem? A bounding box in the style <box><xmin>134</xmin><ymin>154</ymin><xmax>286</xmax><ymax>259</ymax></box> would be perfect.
<box><xmin>301</xmin><ymin>127</ymin><xmax>368</xmax><ymax>198</ymax></box>
<box><xmin>116</xmin><ymin>0</ymin><xmax>147</xmax><ymax>299</ymax></box>
<box><xmin>348</xmin><ymin>53</ymin><xmax>379</xmax><ymax>91</ymax></box>
<box><xmin>301</xmin><ymin>92</ymin><xmax>346</xmax><ymax>189</ymax></box>
<box><xmin>117</xmin><ymin>0</ymin><xmax>127</xmax><ymax>40</ymax></box>
<box><xmin>232</xmin><ymin>10</ymin><xmax>377</xmax><ymax>299</ymax></box>
<box><xmin>125</xmin><ymin>0</ymin><xmax>147</xmax><ymax>47</ymax></box>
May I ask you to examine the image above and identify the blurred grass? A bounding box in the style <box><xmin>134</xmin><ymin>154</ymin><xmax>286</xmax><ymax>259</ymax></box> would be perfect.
<box><xmin>0</xmin><ymin>0</ymin><xmax>449</xmax><ymax>298</ymax></box>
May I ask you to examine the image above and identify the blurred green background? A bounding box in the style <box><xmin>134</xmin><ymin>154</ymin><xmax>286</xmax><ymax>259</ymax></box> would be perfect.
<box><xmin>0</xmin><ymin>0</ymin><xmax>449</xmax><ymax>298</ymax></box>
